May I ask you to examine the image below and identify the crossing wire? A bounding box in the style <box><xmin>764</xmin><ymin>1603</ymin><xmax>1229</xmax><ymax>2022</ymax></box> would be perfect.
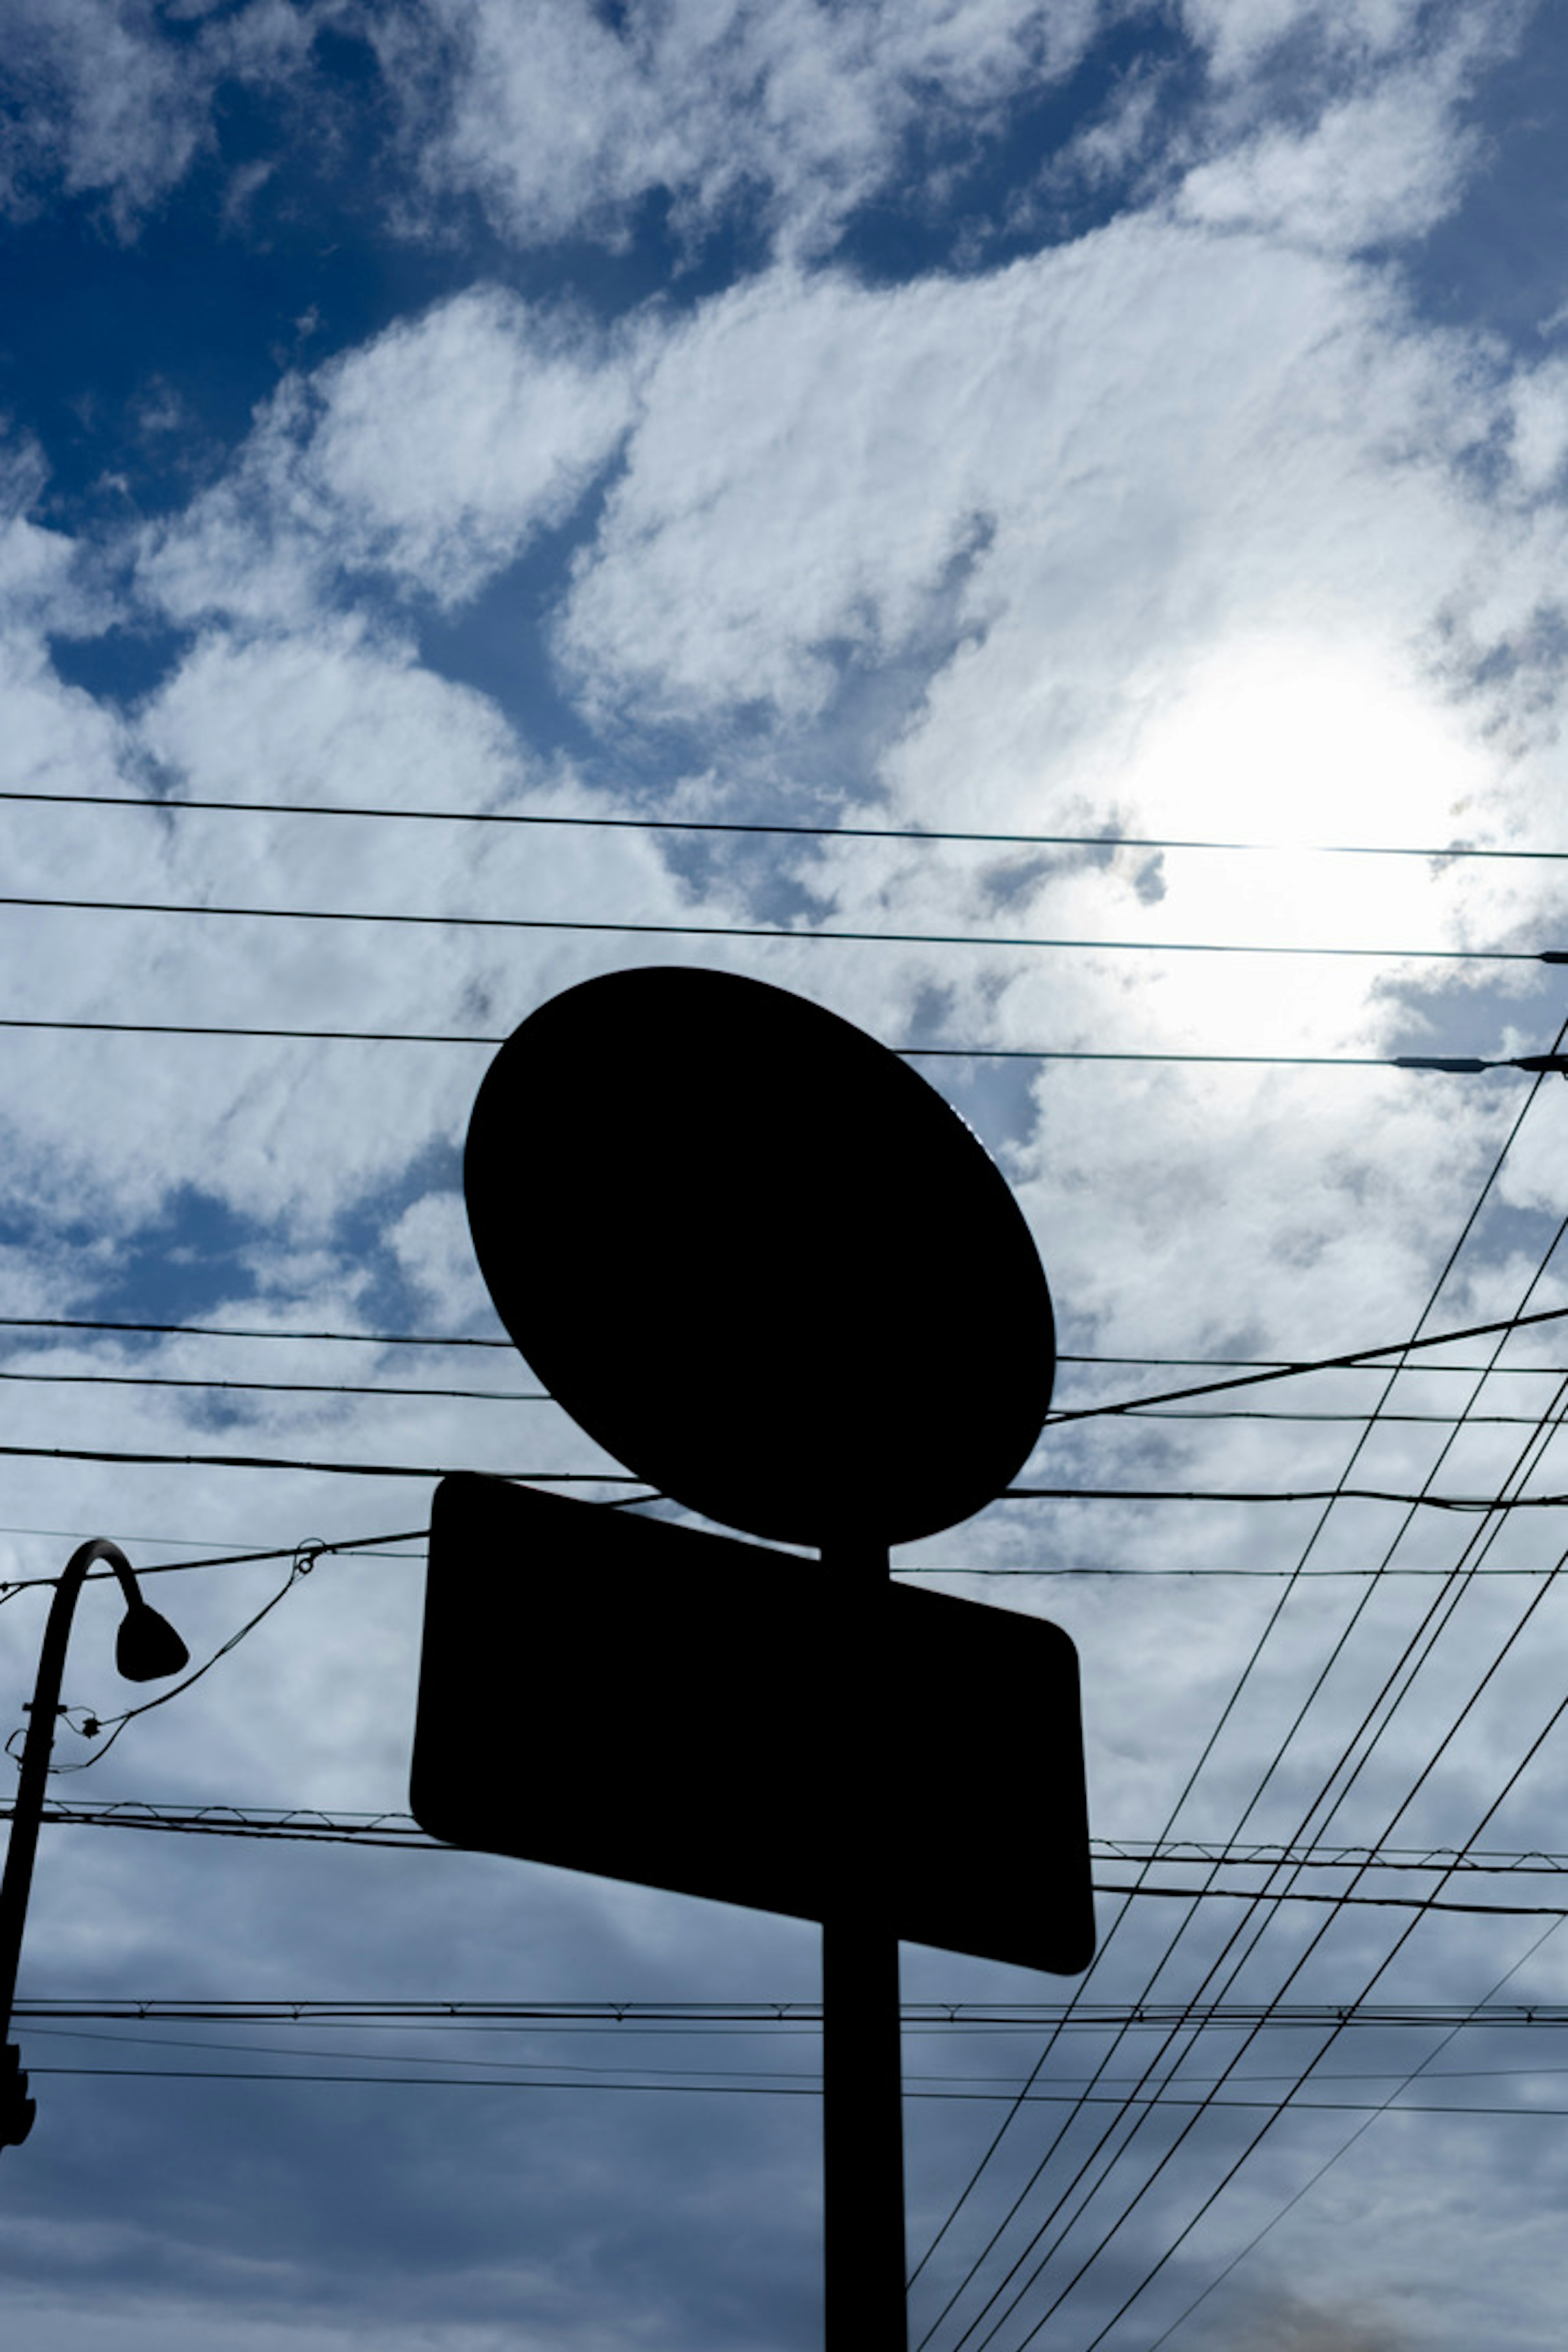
<box><xmin>976</xmin><ymin>1235</ymin><xmax>1568</xmax><ymax>2344</ymax></box>
<box><xmin>964</xmin><ymin>1255</ymin><xmax>1568</xmax><ymax>2352</ymax></box>
<box><xmin>1065</xmin><ymin>1597</ymin><xmax>1568</xmax><ymax>2352</ymax></box>
<box><xmin>909</xmin><ymin>1027</ymin><xmax>1568</xmax><ymax>2344</ymax></box>
<box><xmin>1143</xmin><ymin>1911</ymin><xmax>1568</xmax><ymax>2348</ymax></box>
<box><xmin>0</xmin><ymin>1361</ymin><xmax>1553</xmax><ymax>1427</ymax></box>
<box><xmin>951</xmin><ymin>1380</ymin><xmax>1568</xmax><ymax>2352</ymax></box>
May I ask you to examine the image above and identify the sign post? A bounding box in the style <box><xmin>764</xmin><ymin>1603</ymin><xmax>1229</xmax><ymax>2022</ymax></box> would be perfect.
<box><xmin>411</xmin><ymin>966</ymin><xmax>1097</xmax><ymax>2348</ymax></box>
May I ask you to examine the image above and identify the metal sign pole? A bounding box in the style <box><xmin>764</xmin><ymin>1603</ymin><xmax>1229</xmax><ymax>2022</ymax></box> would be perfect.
<box><xmin>822</xmin><ymin>1538</ymin><xmax>907</xmax><ymax>2351</ymax></box>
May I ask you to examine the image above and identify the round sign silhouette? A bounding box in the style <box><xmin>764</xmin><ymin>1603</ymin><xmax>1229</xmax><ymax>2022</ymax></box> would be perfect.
<box><xmin>463</xmin><ymin>967</ymin><xmax>1054</xmax><ymax>1548</ymax></box>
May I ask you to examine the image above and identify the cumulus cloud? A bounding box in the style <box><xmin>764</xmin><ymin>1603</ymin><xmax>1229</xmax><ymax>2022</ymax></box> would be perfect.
<box><xmin>381</xmin><ymin>0</ymin><xmax>1117</xmax><ymax>257</ymax></box>
<box><xmin>0</xmin><ymin>0</ymin><xmax>321</xmax><ymax>232</ymax></box>
<box><xmin>142</xmin><ymin>286</ymin><xmax>638</xmax><ymax>625</ymax></box>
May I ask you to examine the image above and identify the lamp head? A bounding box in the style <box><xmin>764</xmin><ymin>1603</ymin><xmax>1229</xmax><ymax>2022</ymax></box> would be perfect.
<box><xmin>116</xmin><ymin>1601</ymin><xmax>189</xmax><ymax>1684</ymax></box>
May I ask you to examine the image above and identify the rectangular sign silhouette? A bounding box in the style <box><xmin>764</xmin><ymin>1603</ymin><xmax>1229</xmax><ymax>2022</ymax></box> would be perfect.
<box><xmin>411</xmin><ymin>1474</ymin><xmax>1095</xmax><ymax>1974</ymax></box>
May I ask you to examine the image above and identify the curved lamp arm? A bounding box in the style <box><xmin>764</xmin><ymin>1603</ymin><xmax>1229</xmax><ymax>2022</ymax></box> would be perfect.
<box><xmin>0</xmin><ymin>1539</ymin><xmax>187</xmax><ymax>2147</ymax></box>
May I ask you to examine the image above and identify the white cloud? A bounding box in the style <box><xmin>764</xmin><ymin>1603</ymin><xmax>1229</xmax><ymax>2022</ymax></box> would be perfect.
<box><xmin>1179</xmin><ymin>0</ymin><xmax>1431</xmax><ymax>82</ymax></box>
<box><xmin>1175</xmin><ymin>50</ymin><xmax>1483</xmax><ymax>247</ymax></box>
<box><xmin>386</xmin><ymin>0</ymin><xmax>1116</xmax><ymax>257</ymax></box>
<box><xmin>143</xmin><ymin>287</ymin><xmax>637</xmax><ymax>624</ymax></box>
<box><xmin>0</xmin><ymin>0</ymin><xmax>320</xmax><ymax>231</ymax></box>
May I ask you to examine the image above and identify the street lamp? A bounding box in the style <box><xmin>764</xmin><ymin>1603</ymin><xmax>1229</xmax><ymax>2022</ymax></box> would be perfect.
<box><xmin>0</xmin><ymin>1538</ymin><xmax>188</xmax><ymax>2150</ymax></box>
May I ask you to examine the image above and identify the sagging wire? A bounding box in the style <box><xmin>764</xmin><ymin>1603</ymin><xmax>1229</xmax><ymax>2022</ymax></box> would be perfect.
<box><xmin>39</xmin><ymin>1539</ymin><xmax>327</xmax><ymax>1776</ymax></box>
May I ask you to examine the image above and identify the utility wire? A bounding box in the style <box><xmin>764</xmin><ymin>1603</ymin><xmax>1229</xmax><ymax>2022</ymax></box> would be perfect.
<box><xmin>1</xmin><ymin>1011</ymin><xmax>1559</xmax><ymax>1071</ymax></box>
<box><xmin>1069</xmin><ymin>1594</ymin><xmax>1568</xmax><ymax>2352</ymax></box>
<box><xmin>0</xmin><ymin>1363</ymin><xmax>1549</xmax><ymax>1425</ymax></box>
<box><xmin>976</xmin><ymin>1317</ymin><xmax>1568</xmax><ymax>2348</ymax></box>
<box><xmin>912</xmin><ymin>1030</ymin><xmax>1568</xmax><ymax>2341</ymax></box>
<box><xmin>7</xmin><ymin>785</ymin><xmax>1568</xmax><ymax>863</ymax></box>
<box><xmin>0</xmin><ymin>1368</ymin><xmax>547</xmax><ymax>1401</ymax></box>
<box><xmin>18</xmin><ymin>1802</ymin><xmax>1568</xmax><ymax>1888</ymax></box>
<box><xmin>1145</xmin><ymin>1911</ymin><xmax>1568</xmax><ymax>2348</ymax></box>
<box><xmin>0</xmin><ymin>1435</ymin><xmax>1562</xmax><ymax>1502</ymax></box>
<box><xmin>0</xmin><ymin>887</ymin><xmax>1559</xmax><ymax>962</ymax></box>
<box><xmin>15</xmin><ymin>1997</ymin><xmax>1568</xmax><ymax>2029</ymax></box>
<box><xmin>4</xmin><ymin>1305</ymin><xmax>1567</xmax><ymax>1427</ymax></box>
<box><xmin>0</xmin><ymin>1307</ymin><xmax>1563</xmax><ymax>1380</ymax></box>
<box><xmin>988</xmin><ymin>1274</ymin><xmax>1568</xmax><ymax>2352</ymax></box>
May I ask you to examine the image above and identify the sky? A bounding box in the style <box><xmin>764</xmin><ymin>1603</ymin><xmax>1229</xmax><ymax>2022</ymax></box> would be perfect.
<box><xmin>9</xmin><ymin>1</ymin><xmax>1568</xmax><ymax>2346</ymax></box>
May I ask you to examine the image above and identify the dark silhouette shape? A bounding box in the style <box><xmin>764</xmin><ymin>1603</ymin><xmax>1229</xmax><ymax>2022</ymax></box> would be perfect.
<box><xmin>0</xmin><ymin>1539</ymin><xmax>187</xmax><ymax>2151</ymax></box>
<box><xmin>463</xmin><ymin>965</ymin><xmax>1054</xmax><ymax>1548</ymax></box>
<box><xmin>434</xmin><ymin>967</ymin><xmax>1089</xmax><ymax>2352</ymax></box>
<box><xmin>413</xmin><ymin>1474</ymin><xmax>1094</xmax><ymax>1972</ymax></box>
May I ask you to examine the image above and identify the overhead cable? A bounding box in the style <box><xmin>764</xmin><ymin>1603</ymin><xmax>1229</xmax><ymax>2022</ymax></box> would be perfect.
<box><xmin>999</xmin><ymin>1290</ymin><xmax>1568</xmax><ymax>2352</ymax></box>
<box><xmin>0</xmin><ymin>887</ymin><xmax>1556</xmax><ymax>962</ymax></box>
<box><xmin>0</xmin><ymin>1434</ymin><xmax>1561</xmax><ymax>1502</ymax></box>
<box><xmin>0</xmin><ymin>1012</ymin><xmax>1554</xmax><ymax>1071</ymax></box>
<box><xmin>913</xmin><ymin>1033</ymin><xmax>1568</xmax><ymax>2341</ymax></box>
<box><xmin>7</xmin><ymin>785</ymin><xmax>1567</xmax><ymax>863</ymax></box>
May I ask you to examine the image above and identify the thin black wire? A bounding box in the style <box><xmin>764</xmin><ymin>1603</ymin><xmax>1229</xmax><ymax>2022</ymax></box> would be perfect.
<box><xmin>1039</xmin><ymin>1304</ymin><xmax>1568</xmax><ymax>1423</ymax></box>
<box><xmin>971</xmin><ymin>1312</ymin><xmax>1568</xmax><ymax>2349</ymax></box>
<box><xmin>0</xmin><ymin>1362</ymin><xmax>1546</xmax><ymax>1423</ymax></box>
<box><xmin>0</xmin><ymin>1441</ymin><xmax>642</xmax><ymax>1480</ymax></box>
<box><xmin>16</xmin><ymin>1997</ymin><xmax>1565</xmax><ymax>2028</ymax></box>
<box><xmin>0</xmin><ymin>1313</ymin><xmax>516</xmax><ymax>1346</ymax></box>
<box><xmin>1143</xmin><ymin>1911</ymin><xmax>1568</xmax><ymax>2348</ymax></box>
<box><xmin>45</xmin><ymin>1545</ymin><xmax>320</xmax><ymax>1775</ymax></box>
<box><xmin>0</xmin><ymin>1013</ymin><xmax>1540</xmax><ymax>1070</ymax></box>
<box><xmin>0</xmin><ymin>887</ymin><xmax>1554</xmax><ymax>960</ymax></box>
<box><xmin>911</xmin><ymin>1032</ymin><xmax>1568</xmax><ymax>2336</ymax></box>
<box><xmin>998</xmin><ymin>1485</ymin><xmax>1568</xmax><ymax>1508</ymax></box>
<box><xmin>28</xmin><ymin>2063</ymin><xmax>1568</xmax><ymax>2114</ymax></box>
<box><xmin>958</xmin><ymin>1468</ymin><xmax>1568</xmax><ymax>2352</ymax></box>
<box><xmin>22</xmin><ymin>1804</ymin><xmax>1568</xmax><ymax>1877</ymax></box>
<box><xmin>11</xmin><ymin>1804</ymin><xmax>1567</xmax><ymax>1915</ymax></box>
<box><xmin>0</xmin><ymin>1433</ymin><xmax>1558</xmax><ymax>1502</ymax></box>
<box><xmin>2</xmin><ymin>1362</ymin><xmax>1555</xmax><ymax>1432</ymax></box>
<box><xmin>9</xmin><ymin>784</ymin><xmax>1568</xmax><ymax>862</ymax></box>
<box><xmin>1069</xmin><ymin>1608</ymin><xmax>1568</xmax><ymax>2352</ymax></box>
<box><xmin>0</xmin><ymin>1368</ymin><xmax>548</xmax><ymax>1401</ymax></box>
<box><xmin>0</xmin><ymin>1308</ymin><xmax>1561</xmax><ymax>1378</ymax></box>
<box><xmin>983</xmin><ymin>1310</ymin><xmax>1568</xmax><ymax>2352</ymax></box>
<box><xmin>0</xmin><ymin>1530</ymin><xmax>425</xmax><ymax>1590</ymax></box>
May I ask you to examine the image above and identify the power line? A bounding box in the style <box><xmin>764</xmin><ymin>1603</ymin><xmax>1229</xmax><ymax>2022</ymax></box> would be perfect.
<box><xmin>16</xmin><ymin>1997</ymin><xmax>1568</xmax><ymax>2029</ymax></box>
<box><xmin>1</xmin><ymin>1530</ymin><xmax>425</xmax><ymax>1590</ymax></box>
<box><xmin>8</xmin><ymin>785</ymin><xmax>1568</xmax><ymax>864</ymax></box>
<box><xmin>913</xmin><ymin>1038</ymin><xmax>1568</xmax><ymax>2346</ymax></box>
<box><xmin>1000</xmin><ymin>1486</ymin><xmax>1568</xmax><ymax>1508</ymax></box>
<box><xmin>1</xmin><ymin>1308</ymin><xmax>1563</xmax><ymax>1379</ymax></box>
<box><xmin>0</xmin><ymin>1012</ymin><xmax>1552</xmax><ymax>1072</ymax></box>
<box><xmin>2</xmin><ymin>1432</ymin><xmax>1564</xmax><ymax>1502</ymax></box>
<box><xmin>0</xmin><ymin>888</ymin><xmax>1557</xmax><ymax>962</ymax></box>
<box><xmin>1041</xmin><ymin>1303</ymin><xmax>1568</xmax><ymax>1423</ymax></box>
<box><xmin>0</xmin><ymin>1368</ymin><xmax>547</xmax><ymax>1402</ymax></box>
<box><xmin>1017</xmin><ymin>1323</ymin><xmax>1568</xmax><ymax>2352</ymax></box>
<box><xmin>0</xmin><ymin>1441</ymin><xmax>642</xmax><ymax>1481</ymax></box>
<box><xmin>31</xmin><ymin>2059</ymin><xmax>1568</xmax><ymax>2115</ymax></box>
<box><xmin>2</xmin><ymin>1363</ymin><xmax>1553</xmax><ymax>1428</ymax></box>
<box><xmin>18</xmin><ymin>1803</ymin><xmax>1568</xmax><ymax>1883</ymax></box>
<box><xmin>0</xmin><ymin>1313</ymin><xmax>515</xmax><ymax>1347</ymax></box>
<box><xmin>24</xmin><ymin>2062</ymin><xmax>1568</xmax><ymax>2116</ymax></box>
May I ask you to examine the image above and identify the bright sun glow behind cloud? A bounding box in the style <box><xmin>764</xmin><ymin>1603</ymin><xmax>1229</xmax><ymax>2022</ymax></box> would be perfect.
<box><xmin>1126</xmin><ymin>635</ymin><xmax>1489</xmax><ymax>858</ymax></box>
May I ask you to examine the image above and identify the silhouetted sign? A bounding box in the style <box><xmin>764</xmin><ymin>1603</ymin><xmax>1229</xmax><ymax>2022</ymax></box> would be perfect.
<box><xmin>412</xmin><ymin>1475</ymin><xmax>1094</xmax><ymax>1975</ymax></box>
<box><xmin>426</xmin><ymin>967</ymin><xmax>1089</xmax><ymax>2349</ymax></box>
<box><xmin>463</xmin><ymin>967</ymin><xmax>1054</xmax><ymax>1548</ymax></box>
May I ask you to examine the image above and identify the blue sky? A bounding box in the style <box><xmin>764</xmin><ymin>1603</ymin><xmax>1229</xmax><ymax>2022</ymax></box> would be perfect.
<box><xmin>7</xmin><ymin>4</ymin><xmax>1568</xmax><ymax>2348</ymax></box>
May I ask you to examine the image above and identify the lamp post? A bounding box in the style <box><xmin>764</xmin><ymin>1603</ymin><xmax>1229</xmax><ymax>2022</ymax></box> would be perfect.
<box><xmin>0</xmin><ymin>1538</ymin><xmax>188</xmax><ymax>2149</ymax></box>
